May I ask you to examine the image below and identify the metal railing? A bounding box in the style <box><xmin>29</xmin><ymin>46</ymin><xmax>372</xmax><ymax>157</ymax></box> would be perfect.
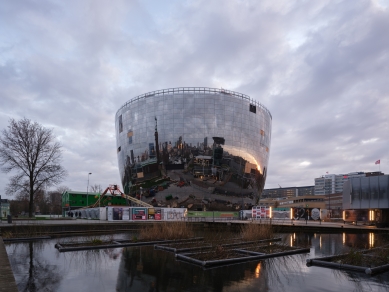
<box><xmin>116</xmin><ymin>87</ymin><xmax>272</xmax><ymax>120</ymax></box>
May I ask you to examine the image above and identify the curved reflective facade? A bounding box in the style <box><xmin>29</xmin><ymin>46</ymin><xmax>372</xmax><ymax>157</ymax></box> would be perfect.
<box><xmin>115</xmin><ymin>87</ymin><xmax>272</xmax><ymax>201</ymax></box>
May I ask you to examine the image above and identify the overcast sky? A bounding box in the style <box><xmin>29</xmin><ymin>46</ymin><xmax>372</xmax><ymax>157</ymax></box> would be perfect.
<box><xmin>1</xmin><ymin>0</ymin><xmax>388</xmax><ymax>197</ymax></box>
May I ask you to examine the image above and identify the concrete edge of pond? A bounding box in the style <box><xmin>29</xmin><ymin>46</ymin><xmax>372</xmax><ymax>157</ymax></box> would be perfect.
<box><xmin>366</xmin><ymin>264</ymin><xmax>389</xmax><ymax>275</ymax></box>
<box><xmin>3</xmin><ymin>236</ymin><xmax>52</xmax><ymax>242</ymax></box>
<box><xmin>0</xmin><ymin>237</ymin><xmax>19</xmax><ymax>292</ymax></box>
<box><xmin>307</xmin><ymin>259</ymin><xmax>369</xmax><ymax>273</ymax></box>
<box><xmin>307</xmin><ymin>250</ymin><xmax>389</xmax><ymax>276</ymax></box>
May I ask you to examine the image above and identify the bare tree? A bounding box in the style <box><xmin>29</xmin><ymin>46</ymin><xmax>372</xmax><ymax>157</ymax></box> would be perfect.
<box><xmin>0</xmin><ymin>118</ymin><xmax>67</xmax><ymax>217</ymax></box>
<box><xmin>48</xmin><ymin>185</ymin><xmax>71</xmax><ymax>214</ymax></box>
<box><xmin>56</xmin><ymin>185</ymin><xmax>71</xmax><ymax>194</ymax></box>
<box><xmin>90</xmin><ymin>184</ymin><xmax>103</xmax><ymax>193</ymax></box>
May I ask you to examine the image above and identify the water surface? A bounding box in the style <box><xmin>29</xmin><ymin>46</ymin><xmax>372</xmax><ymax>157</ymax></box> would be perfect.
<box><xmin>5</xmin><ymin>232</ymin><xmax>389</xmax><ymax>291</ymax></box>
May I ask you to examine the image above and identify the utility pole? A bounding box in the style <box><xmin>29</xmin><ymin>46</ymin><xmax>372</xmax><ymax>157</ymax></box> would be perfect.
<box><xmin>87</xmin><ymin>172</ymin><xmax>92</xmax><ymax>207</ymax></box>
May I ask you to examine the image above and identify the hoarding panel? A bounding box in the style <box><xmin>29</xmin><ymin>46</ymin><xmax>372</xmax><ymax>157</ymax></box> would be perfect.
<box><xmin>113</xmin><ymin>207</ymin><xmax>123</xmax><ymax>220</ymax></box>
<box><xmin>132</xmin><ymin>207</ymin><xmax>147</xmax><ymax>220</ymax></box>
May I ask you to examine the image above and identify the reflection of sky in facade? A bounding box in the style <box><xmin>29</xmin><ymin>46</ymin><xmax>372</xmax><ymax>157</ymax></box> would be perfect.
<box><xmin>115</xmin><ymin>89</ymin><xmax>272</xmax><ymax>185</ymax></box>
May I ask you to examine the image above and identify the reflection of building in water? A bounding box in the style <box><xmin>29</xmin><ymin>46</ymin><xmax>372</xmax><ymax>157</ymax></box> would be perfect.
<box><xmin>115</xmin><ymin>88</ymin><xmax>272</xmax><ymax>202</ymax></box>
<box><xmin>116</xmin><ymin>246</ymin><xmax>269</xmax><ymax>291</ymax></box>
<box><xmin>116</xmin><ymin>248</ymin><xmax>157</xmax><ymax>291</ymax></box>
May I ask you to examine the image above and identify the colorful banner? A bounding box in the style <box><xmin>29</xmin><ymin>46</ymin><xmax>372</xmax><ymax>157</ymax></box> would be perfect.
<box><xmin>112</xmin><ymin>208</ymin><xmax>123</xmax><ymax>220</ymax></box>
<box><xmin>132</xmin><ymin>207</ymin><xmax>147</xmax><ymax>220</ymax></box>
<box><xmin>252</xmin><ymin>206</ymin><xmax>270</xmax><ymax>219</ymax></box>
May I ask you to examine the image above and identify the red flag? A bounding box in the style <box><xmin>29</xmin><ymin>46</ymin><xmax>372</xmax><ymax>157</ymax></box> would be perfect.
<box><xmin>375</xmin><ymin>160</ymin><xmax>380</xmax><ymax>165</ymax></box>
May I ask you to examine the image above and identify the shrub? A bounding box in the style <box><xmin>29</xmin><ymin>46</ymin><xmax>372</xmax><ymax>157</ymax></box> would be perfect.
<box><xmin>240</xmin><ymin>222</ymin><xmax>274</xmax><ymax>241</ymax></box>
<box><xmin>138</xmin><ymin>222</ymin><xmax>194</xmax><ymax>241</ymax></box>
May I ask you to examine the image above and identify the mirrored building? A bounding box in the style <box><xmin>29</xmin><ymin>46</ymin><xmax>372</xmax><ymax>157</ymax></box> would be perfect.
<box><xmin>115</xmin><ymin>88</ymin><xmax>272</xmax><ymax>202</ymax></box>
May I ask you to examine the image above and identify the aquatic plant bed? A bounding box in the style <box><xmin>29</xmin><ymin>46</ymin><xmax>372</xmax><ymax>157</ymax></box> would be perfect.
<box><xmin>55</xmin><ymin>237</ymin><xmax>203</xmax><ymax>252</ymax></box>
<box><xmin>155</xmin><ymin>238</ymin><xmax>282</xmax><ymax>254</ymax></box>
<box><xmin>238</xmin><ymin>243</ymin><xmax>301</xmax><ymax>254</ymax></box>
<box><xmin>176</xmin><ymin>243</ymin><xmax>309</xmax><ymax>268</ymax></box>
<box><xmin>155</xmin><ymin>240</ymin><xmax>210</xmax><ymax>253</ymax></box>
<box><xmin>220</xmin><ymin>238</ymin><xmax>282</xmax><ymax>249</ymax></box>
<box><xmin>154</xmin><ymin>237</ymin><xmax>242</xmax><ymax>253</ymax></box>
<box><xmin>306</xmin><ymin>246</ymin><xmax>389</xmax><ymax>275</ymax></box>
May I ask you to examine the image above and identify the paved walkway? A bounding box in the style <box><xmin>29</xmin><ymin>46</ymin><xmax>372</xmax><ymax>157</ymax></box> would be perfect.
<box><xmin>0</xmin><ymin>237</ymin><xmax>18</xmax><ymax>292</ymax></box>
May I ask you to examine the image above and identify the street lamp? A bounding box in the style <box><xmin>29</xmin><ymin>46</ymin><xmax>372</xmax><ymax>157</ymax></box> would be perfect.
<box><xmin>87</xmin><ymin>172</ymin><xmax>92</xmax><ymax>207</ymax></box>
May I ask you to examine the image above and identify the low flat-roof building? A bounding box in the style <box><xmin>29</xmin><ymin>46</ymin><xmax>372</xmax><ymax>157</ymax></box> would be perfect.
<box><xmin>342</xmin><ymin>174</ymin><xmax>389</xmax><ymax>226</ymax></box>
<box><xmin>62</xmin><ymin>191</ymin><xmax>128</xmax><ymax>216</ymax></box>
<box><xmin>259</xmin><ymin>195</ymin><xmax>325</xmax><ymax>209</ymax></box>
<box><xmin>262</xmin><ymin>186</ymin><xmax>314</xmax><ymax>199</ymax></box>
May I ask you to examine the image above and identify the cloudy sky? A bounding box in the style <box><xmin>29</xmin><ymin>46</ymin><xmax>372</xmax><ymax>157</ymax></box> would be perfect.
<box><xmin>1</xmin><ymin>0</ymin><xmax>388</xmax><ymax>197</ymax></box>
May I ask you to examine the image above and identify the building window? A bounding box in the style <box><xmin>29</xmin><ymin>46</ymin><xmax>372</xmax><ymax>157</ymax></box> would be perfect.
<box><xmin>118</xmin><ymin>115</ymin><xmax>123</xmax><ymax>133</ymax></box>
<box><xmin>249</xmin><ymin>104</ymin><xmax>256</xmax><ymax>113</ymax></box>
<box><xmin>128</xmin><ymin>130</ymin><xmax>133</xmax><ymax>144</ymax></box>
<box><xmin>117</xmin><ymin>146</ymin><xmax>121</xmax><ymax>153</ymax></box>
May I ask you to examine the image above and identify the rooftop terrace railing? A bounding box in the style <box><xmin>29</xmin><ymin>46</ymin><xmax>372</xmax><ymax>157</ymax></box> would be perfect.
<box><xmin>116</xmin><ymin>87</ymin><xmax>272</xmax><ymax>119</ymax></box>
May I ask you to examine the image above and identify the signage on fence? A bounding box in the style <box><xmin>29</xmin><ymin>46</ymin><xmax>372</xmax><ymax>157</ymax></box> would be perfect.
<box><xmin>132</xmin><ymin>207</ymin><xmax>147</xmax><ymax>220</ymax></box>
<box><xmin>252</xmin><ymin>206</ymin><xmax>270</xmax><ymax>219</ymax></box>
<box><xmin>112</xmin><ymin>208</ymin><xmax>123</xmax><ymax>220</ymax></box>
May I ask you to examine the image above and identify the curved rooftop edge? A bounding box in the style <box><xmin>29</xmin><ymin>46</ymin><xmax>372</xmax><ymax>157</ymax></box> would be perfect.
<box><xmin>116</xmin><ymin>87</ymin><xmax>272</xmax><ymax>120</ymax></box>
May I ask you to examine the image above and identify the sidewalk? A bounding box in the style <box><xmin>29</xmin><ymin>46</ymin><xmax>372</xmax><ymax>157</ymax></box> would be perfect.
<box><xmin>0</xmin><ymin>237</ymin><xmax>18</xmax><ymax>292</ymax></box>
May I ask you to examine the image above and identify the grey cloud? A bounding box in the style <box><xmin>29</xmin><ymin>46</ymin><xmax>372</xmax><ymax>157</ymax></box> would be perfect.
<box><xmin>0</xmin><ymin>0</ymin><xmax>388</xmax><ymax>195</ymax></box>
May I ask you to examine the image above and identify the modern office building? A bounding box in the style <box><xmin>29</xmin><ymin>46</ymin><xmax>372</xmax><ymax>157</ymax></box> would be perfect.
<box><xmin>262</xmin><ymin>186</ymin><xmax>314</xmax><ymax>199</ymax></box>
<box><xmin>115</xmin><ymin>87</ymin><xmax>272</xmax><ymax>202</ymax></box>
<box><xmin>314</xmin><ymin>172</ymin><xmax>383</xmax><ymax>195</ymax></box>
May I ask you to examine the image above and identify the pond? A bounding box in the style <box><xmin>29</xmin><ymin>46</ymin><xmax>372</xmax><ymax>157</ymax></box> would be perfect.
<box><xmin>5</xmin><ymin>232</ymin><xmax>389</xmax><ymax>292</ymax></box>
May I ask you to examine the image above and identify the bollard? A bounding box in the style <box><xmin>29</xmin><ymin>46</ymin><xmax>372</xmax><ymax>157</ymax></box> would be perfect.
<box><xmin>7</xmin><ymin>214</ymin><xmax>12</xmax><ymax>224</ymax></box>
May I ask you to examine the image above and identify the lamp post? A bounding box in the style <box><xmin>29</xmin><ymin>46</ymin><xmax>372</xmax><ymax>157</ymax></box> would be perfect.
<box><xmin>87</xmin><ymin>172</ymin><xmax>92</xmax><ymax>207</ymax></box>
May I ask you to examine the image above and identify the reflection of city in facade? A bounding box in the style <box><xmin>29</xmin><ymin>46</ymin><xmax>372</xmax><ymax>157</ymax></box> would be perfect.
<box><xmin>115</xmin><ymin>88</ymin><xmax>272</xmax><ymax>201</ymax></box>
